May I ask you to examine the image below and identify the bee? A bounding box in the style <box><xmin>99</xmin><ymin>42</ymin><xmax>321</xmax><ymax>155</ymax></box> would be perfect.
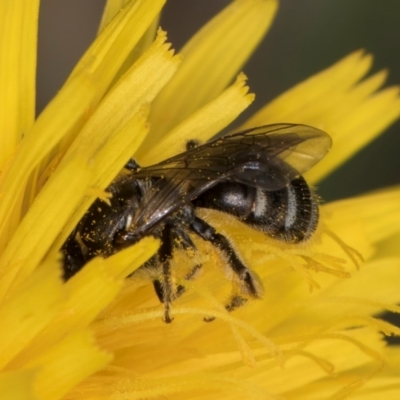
<box><xmin>62</xmin><ymin>123</ymin><xmax>332</xmax><ymax>322</ymax></box>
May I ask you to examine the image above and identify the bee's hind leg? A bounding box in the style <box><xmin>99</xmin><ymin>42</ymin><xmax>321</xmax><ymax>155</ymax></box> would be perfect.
<box><xmin>190</xmin><ymin>216</ymin><xmax>263</xmax><ymax>317</ymax></box>
<box><xmin>171</xmin><ymin>227</ymin><xmax>203</xmax><ymax>298</ymax></box>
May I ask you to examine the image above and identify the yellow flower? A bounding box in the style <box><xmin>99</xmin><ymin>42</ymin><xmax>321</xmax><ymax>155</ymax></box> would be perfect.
<box><xmin>1</xmin><ymin>0</ymin><xmax>400</xmax><ymax>399</ymax></box>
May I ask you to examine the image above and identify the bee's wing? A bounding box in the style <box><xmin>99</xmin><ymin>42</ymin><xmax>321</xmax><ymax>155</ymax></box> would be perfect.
<box><xmin>130</xmin><ymin>124</ymin><xmax>331</xmax><ymax>237</ymax></box>
<box><xmin>135</xmin><ymin>123</ymin><xmax>332</xmax><ymax>190</ymax></box>
<box><xmin>242</xmin><ymin>123</ymin><xmax>332</xmax><ymax>176</ymax></box>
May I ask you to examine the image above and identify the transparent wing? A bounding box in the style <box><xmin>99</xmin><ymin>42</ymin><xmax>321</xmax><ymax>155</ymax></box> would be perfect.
<box><xmin>135</xmin><ymin>123</ymin><xmax>331</xmax><ymax>189</ymax></box>
<box><xmin>130</xmin><ymin>124</ymin><xmax>331</xmax><ymax>237</ymax></box>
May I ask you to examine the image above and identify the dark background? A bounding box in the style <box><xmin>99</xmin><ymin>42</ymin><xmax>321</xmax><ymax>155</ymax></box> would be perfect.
<box><xmin>37</xmin><ymin>0</ymin><xmax>400</xmax><ymax>202</ymax></box>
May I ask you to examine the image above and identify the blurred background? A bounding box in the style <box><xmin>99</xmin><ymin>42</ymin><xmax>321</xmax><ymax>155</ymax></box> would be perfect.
<box><xmin>37</xmin><ymin>0</ymin><xmax>400</xmax><ymax>202</ymax></box>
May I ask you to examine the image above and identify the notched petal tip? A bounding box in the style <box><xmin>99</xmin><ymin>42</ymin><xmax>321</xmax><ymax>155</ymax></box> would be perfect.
<box><xmin>235</xmin><ymin>72</ymin><xmax>255</xmax><ymax>99</ymax></box>
<box><xmin>140</xmin><ymin>72</ymin><xmax>254</xmax><ymax>163</ymax></box>
<box><xmin>33</xmin><ymin>330</ymin><xmax>112</xmax><ymax>400</ymax></box>
<box><xmin>240</xmin><ymin>49</ymin><xmax>400</xmax><ymax>184</ymax></box>
<box><xmin>150</xmin><ymin>0</ymin><xmax>277</xmax><ymax>138</ymax></box>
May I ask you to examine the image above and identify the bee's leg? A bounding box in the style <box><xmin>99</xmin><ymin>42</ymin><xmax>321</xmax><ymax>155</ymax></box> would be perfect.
<box><xmin>175</xmin><ymin>263</ymin><xmax>203</xmax><ymax>297</ymax></box>
<box><xmin>155</xmin><ymin>223</ymin><xmax>176</xmax><ymax>323</ymax></box>
<box><xmin>171</xmin><ymin>227</ymin><xmax>202</xmax><ymax>297</ymax></box>
<box><xmin>225</xmin><ymin>295</ymin><xmax>248</xmax><ymax>312</ymax></box>
<box><xmin>190</xmin><ymin>216</ymin><xmax>262</xmax><ymax>311</ymax></box>
<box><xmin>203</xmin><ymin>294</ymin><xmax>248</xmax><ymax>323</ymax></box>
<box><xmin>151</xmin><ymin>225</ymin><xmax>203</xmax><ymax>322</ymax></box>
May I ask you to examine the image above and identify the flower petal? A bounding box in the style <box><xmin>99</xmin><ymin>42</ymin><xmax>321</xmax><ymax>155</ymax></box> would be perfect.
<box><xmin>67</xmin><ymin>0</ymin><xmax>165</xmax><ymax>98</ymax></box>
<box><xmin>323</xmin><ymin>187</ymin><xmax>400</xmax><ymax>245</ymax></box>
<box><xmin>99</xmin><ymin>0</ymin><xmax>160</xmax><ymax>74</ymax></box>
<box><xmin>138</xmin><ymin>73</ymin><xmax>254</xmax><ymax>164</ymax></box>
<box><xmin>10</xmin><ymin>238</ymin><xmax>157</xmax><ymax>370</ymax></box>
<box><xmin>50</xmin><ymin>111</ymin><xmax>150</xmax><ymax>256</ymax></box>
<box><xmin>99</xmin><ymin>0</ymin><xmax>132</xmax><ymax>32</ymax></box>
<box><xmin>0</xmin><ymin>158</ymin><xmax>91</xmax><ymax>301</ymax></box>
<box><xmin>0</xmin><ymin>370</ymin><xmax>37</xmax><ymax>400</ymax></box>
<box><xmin>375</xmin><ymin>232</ymin><xmax>400</xmax><ymax>259</ymax></box>
<box><xmin>0</xmin><ymin>258</ymin><xmax>62</xmax><ymax>370</ymax></box>
<box><xmin>8</xmin><ymin>259</ymin><xmax>120</xmax><ymax>369</ymax></box>
<box><xmin>52</xmin><ymin>30</ymin><xmax>179</xmax><ymax>250</ymax></box>
<box><xmin>32</xmin><ymin>330</ymin><xmax>111</xmax><ymax>400</ymax></box>
<box><xmin>0</xmin><ymin>0</ymin><xmax>38</xmax><ymax>166</ymax></box>
<box><xmin>0</xmin><ymin>76</ymin><xmax>97</xmax><ymax>250</ymax></box>
<box><xmin>269</xmin><ymin>257</ymin><xmax>400</xmax><ymax>336</ymax></box>
<box><xmin>0</xmin><ymin>0</ymin><xmax>166</xmax><ymax>246</ymax></box>
<box><xmin>61</xmin><ymin>30</ymin><xmax>179</xmax><ymax>162</ymax></box>
<box><xmin>243</xmin><ymin>51</ymin><xmax>373</xmax><ymax>126</ymax></box>
<box><xmin>241</xmin><ymin>51</ymin><xmax>400</xmax><ymax>184</ymax></box>
<box><xmin>150</xmin><ymin>0</ymin><xmax>278</xmax><ymax>139</ymax></box>
<box><xmin>256</xmin><ymin>330</ymin><xmax>385</xmax><ymax>398</ymax></box>
<box><xmin>307</xmin><ymin>84</ymin><xmax>400</xmax><ymax>184</ymax></box>
<box><xmin>0</xmin><ymin>30</ymin><xmax>178</xmax><ymax>289</ymax></box>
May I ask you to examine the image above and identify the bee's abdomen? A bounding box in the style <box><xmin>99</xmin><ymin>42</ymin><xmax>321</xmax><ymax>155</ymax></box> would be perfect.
<box><xmin>248</xmin><ymin>176</ymin><xmax>318</xmax><ymax>243</ymax></box>
<box><xmin>195</xmin><ymin>176</ymin><xmax>318</xmax><ymax>244</ymax></box>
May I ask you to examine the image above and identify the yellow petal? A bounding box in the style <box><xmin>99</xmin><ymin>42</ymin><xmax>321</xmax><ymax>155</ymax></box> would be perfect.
<box><xmin>343</xmin><ymin>346</ymin><xmax>400</xmax><ymax>400</ymax></box>
<box><xmin>7</xmin><ymin>259</ymin><xmax>119</xmax><ymax>370</ymax></box>
<box><xmin>375</xmin><ymin>232</ymin><xmax>400</xmax><ymax>259</ymax></box>
<box><xmin>138</xmin><ymin>73</ymin><xmax>254</xmax><ymax>164</ymax></box>
<box><xmin>243</xmin><ymin>51</ymin><xmax>373</xmax><ymax>126</ymax></box>
<box><xmin>0</xmin><ymin>159</ymin><xmax>91</xmax><ymax>302</ymax></box>
<box><xmin>307</xmin><ymin>85</ymin><xmax>400</xmax><ymax>184</ymax></box>
<box><xmin>1</xmin><ymin>30</ymin><xmax>178</xmax><ymax>278</ymax></box>
<box><xmin>32</xmin><ymin>330</ymin><xmax>111</xmax><ymax>400</ymax></box>
<box><xmin>0</xmin><ymin>0</ymin><xmax>166</xmax><ymax>245</ymax></box>
<box><xmin>61</xmin><ymin>30</ymin><xmax>180</xmax><ymax>163</ymax></box>
<box><xmin>56</xmin><ymin>0</ymin><xmax>165</xmax><ymax>157</ymax></box>
<box><xmin>323</xmin><ymin>187</ymin><xmax>400</xmax><ymax>245</ymax></box>
<box><xmin>99</xmin><ymin>0</ymin><xmax>160</xmax><ymax>76</ymax></box>
<box><xmin>0</xmin><ymin>370</ymin><xmax>37</xmax><ymax>400</ymax></box>
<box><xmin>50</xmin><ymin>111</ymin><xmax>149</xmax><ymax>256</ymax></box>
<box><xmin>0</xmin><ymin>76</ymin><xmax>97</xmax><ymax>253</ymax></box>
<box><xmin>100</xmin><ymin>236</ymin><xmax>160</xmax><ymax>280</ymax></box>
<box><xmin>50</xmin><ymin>30</ymin><xmax>180</xmax><ymax>252</ymax></box>
<box><xmin>271</xmin><ymin>257</ymin><xmax>400</xmax><ymax>335</ymax></box>
<box><xmin>11</xmin><ymin>238</ymin><xmax>157</xmax><ymax>370</ymax></box>
<box><xmin>324</xmin><ymin>257</ymin><xmax>400</xmax><ymax>314</ymax></box>
<box><xmin>256</xmin><ymin>330</ymin><xmax>385</xmax><ymax>396</ymax></box>
<box><xmin>356</xmin><ymin>384</ymin><xmax>400</xmax><ymax>400</ymax></box>
<box><xmin>150</xmin><ymin>0</ymin><xmax>278</xmax><ymax>139</ymax></box>
<box><xmin>241</xmin><ymin>51</ymin><xmax>400</xmax><ymax>184</ymax></box>
<box><xmin>0</xmin><ymin>0</ymin><xmax>38</xmax><ymax>166</ymax></box>
<box><xmin>99</xmin><ymin>0</ymin><xmax>132</xmax><ymax>32</ymax></box>
<box><xmin>67</xmin><ymin>0</ymin><xmax>165</xmax><ymax>97</ymax></box>
<box><xmin>0</xmin><ymin>258</ymin><xmax>62</xmax><ymax>370</ymax></box>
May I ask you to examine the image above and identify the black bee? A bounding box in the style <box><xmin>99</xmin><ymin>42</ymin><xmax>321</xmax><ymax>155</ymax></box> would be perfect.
<box><xmin>62</xmin><ymin>123</ymin><xmax>331</xmax><ymax>322</ymax></box>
